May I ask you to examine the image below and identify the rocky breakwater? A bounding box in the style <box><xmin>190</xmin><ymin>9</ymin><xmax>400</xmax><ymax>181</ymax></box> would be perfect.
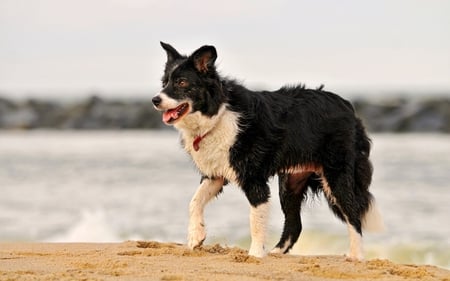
<box><xmin>353</xmin><ymin>97</ymin><xmax>449</xmax><ymax>133</ymax></box>
<box><xmin>0</xmin><ymin>95</ymin><xmax>449</xmax><ymax>132</ymax></box>
<box><xmin>0</xmin><ymin>96</ymin><xmax>163</xmax><ymax>130</ymax></box>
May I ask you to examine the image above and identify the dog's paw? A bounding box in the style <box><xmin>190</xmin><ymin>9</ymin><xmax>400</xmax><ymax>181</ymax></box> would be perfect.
<box><xmin>187</xmin><ymin>224</ymin><xmax>206</xmax><ymax>249</ymax></box>
<box><xmin>345</xmin><ymin>252</ymin><xmax>364</xmax><ymax>262</ymax></box>
<box><xmin>269</xmin><ymin>247</ymin><xmax>283</xmax><ymax>254</ymax></box>
<box><xmin>248</xmin><ymin>245</ymin><xmax>266</xmax><ymax>258</ymax></box>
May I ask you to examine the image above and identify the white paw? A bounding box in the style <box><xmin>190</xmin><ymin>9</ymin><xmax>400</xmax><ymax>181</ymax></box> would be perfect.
<box><xmin>270</xmin><ymin>247</ymin><xmax>283</xmax><ymax>254</ymax></box>
<box><xmin>187</xmin><ymin>224</ymin><xmax>206</xmax><ymax>249</ymax></box>
<box><xmin>345</xmin><ymin>252</ymin><xmax>364</xmax><ymax>261</ymax></box>
<box><xmin>248</xmin><ymin>245</ymin><xmax>266</xmax><ymax>258</ymax></box>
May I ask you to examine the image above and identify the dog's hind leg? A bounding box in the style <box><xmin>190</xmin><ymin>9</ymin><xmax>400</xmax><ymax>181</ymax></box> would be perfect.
<box><xmin>271</xmin><ymin>173</ymin><xmax>310</xmax><ymax>254</ymax></box>
<box><xmin>188</xmin><ymin>176</ymin><xmax>224</xmax><ymax>250</ymax></box>
<box><xmin>321</xmin><ymin>168</ymin><xmax>368</xmax><ymax>261</ymax></box>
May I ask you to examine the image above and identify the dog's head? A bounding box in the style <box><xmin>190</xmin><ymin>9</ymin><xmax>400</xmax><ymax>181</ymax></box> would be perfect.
<box><xmin>152</xmin><ymin>42</ymin><xmax>225</xmax><ymax>125</ymax></box>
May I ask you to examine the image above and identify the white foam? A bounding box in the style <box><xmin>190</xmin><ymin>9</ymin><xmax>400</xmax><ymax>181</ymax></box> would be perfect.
<box><xmin>46</xmin><ymin>209</ymin><xmax>121</xmax><ymax>242</ymax></box>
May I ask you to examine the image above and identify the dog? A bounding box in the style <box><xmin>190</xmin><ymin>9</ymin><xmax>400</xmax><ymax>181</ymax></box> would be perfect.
<box><xmin>152</xmin><ymin>42</ymin><xmax>383</xmax><ymax>259</ymax></box>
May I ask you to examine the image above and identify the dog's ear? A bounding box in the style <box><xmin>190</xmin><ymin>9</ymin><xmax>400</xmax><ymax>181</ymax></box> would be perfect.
<box><xmin>160</xmin><ymin>41</ymin><xmax>182</xmax><ymax>63</ymax></box>
<box><xmin>190</xmin><ymin>45</ymin><xmax>217</xmax><ymax>73</ymax></box>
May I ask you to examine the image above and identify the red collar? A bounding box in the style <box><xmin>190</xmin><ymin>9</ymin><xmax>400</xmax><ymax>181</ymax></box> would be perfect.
<box><xmin>193</xmin><ymin>132</ymin><xmax>209</xmax><ymax>151</ymax></box>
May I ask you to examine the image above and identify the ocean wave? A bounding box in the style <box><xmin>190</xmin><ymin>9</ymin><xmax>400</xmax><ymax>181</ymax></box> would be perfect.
<box><xmin>44</xmin><ymin>209</ymin><xmax>129</xmax><ymax>243</ymax></box>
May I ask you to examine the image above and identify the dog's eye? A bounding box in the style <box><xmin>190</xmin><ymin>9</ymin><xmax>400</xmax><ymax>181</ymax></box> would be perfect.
<box><xmin>177</xmin><ymin>79</ymin><xmax>189</xmax><ymax>88</ymax></box>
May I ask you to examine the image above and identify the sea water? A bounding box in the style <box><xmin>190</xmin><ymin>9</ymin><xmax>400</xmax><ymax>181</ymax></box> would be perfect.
<box><xmin>0</xmin><ymin>131</ymin><xmax>449</xmax><ymax>269</ymax></box>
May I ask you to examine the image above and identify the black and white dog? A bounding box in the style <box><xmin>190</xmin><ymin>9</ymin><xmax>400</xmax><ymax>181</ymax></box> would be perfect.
<box><xmin>152</xmin><ymin>42</ymin><xmax>383</xmax><ymax>259</ymax></box>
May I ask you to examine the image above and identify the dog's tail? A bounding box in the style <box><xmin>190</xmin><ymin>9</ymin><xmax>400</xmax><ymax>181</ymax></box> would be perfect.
<box><xmin>362</xmin><ymin>199</ymin><xmax>384</xmax><ymax>232</ymax></box>
<box><xmin>355</xmin><ymin>119</ymin><xmax>385</xmax><ymax>233</ymax></box>
<box><xmin>354</xmin><ymin>119</ymin><xmax>372</xmax><ymax>193</ymax></box>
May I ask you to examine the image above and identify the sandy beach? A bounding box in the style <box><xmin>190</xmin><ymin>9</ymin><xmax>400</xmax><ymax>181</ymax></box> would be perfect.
<box><xmin>0</xmin><ymin>241</ymin><xmax>448</xmax><ymax>281</ymax></box>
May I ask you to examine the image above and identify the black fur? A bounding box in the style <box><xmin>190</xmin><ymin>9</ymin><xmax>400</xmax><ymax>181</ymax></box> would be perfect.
<box><xmin>154</xmin><ymin>42</ymin><xmax>374</xmax><ymax>254</ymax></box>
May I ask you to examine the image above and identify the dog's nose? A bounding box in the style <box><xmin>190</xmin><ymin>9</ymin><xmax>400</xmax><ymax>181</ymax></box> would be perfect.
<box><xmin>152</xmin><ymin>96</ymin><xmax>162</xmax><ymax>107</ymax></box>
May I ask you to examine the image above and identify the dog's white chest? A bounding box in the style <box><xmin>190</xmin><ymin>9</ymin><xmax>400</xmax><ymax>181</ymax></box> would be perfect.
<box><xmin>190</xmin><ymin>135</ymin><xmax>236</xmax><ymax>182</ymax></box>
<box><xmin>179</xmin><ymin>110</ymin><xmax>240</xmax><ymax>183</ymax></box>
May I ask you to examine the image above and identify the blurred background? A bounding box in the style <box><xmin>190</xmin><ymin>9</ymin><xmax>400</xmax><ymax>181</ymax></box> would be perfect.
<box><xmin>0</xmin><ymin>0</ymin><xmax>449</xmax><ymax>269</ymax></box>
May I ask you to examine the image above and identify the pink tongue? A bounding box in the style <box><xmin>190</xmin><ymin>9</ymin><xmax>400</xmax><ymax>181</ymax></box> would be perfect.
<box><xmin>163</xmin><ymin>109</ymin><xmax>179</xmax><ymax>123</ymax></box>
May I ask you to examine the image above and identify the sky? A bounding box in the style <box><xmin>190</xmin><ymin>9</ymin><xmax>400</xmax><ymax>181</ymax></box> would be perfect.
<box><xmin>0</xmin><ymin>0</ymin><xmax>449</xmax><ymax>98</ymax></box>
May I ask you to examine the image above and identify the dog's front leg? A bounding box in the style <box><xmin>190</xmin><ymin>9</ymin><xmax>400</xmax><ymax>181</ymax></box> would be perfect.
<box><xmin>188</xmin><ymin>176</ymin><xmax>224</xmax><ymax>249</ymax></box>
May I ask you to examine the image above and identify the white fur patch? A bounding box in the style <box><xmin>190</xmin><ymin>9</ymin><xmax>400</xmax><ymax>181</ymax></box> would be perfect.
<box><xmin>153</xmin><ymin>92</ymin><xmax>182</xmax><ymax>110</ymax></box>
<box><xmin>177</xmin><ymin>105</ymin><xmax>240</xmax><ymax>183</ymax></box>
<box><xmin>270</xmin><ymin>238</ymin><xmax>292</xmax><ymax>254</ymax></box>
<box><xmin>170</xmin><ymin>62</ymin><xmax>181</xmax><ymax>73</ymax></box>
<box><xmin>248</xmin><ymin>202</ymin><xmax>270</xmax><ymax>258</ymax></box>
<box><xmin>347</xmin><ymin>223</ymin><xmax>363</xmax><ymax>260</ymax></box>
<box><xmin>188</xmin><ymin>178</ymin><xmax>224</xmax><ymax>249</ymax></box>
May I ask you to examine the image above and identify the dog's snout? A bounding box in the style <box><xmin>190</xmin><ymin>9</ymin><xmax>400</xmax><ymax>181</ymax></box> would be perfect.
<box><xmin>152</xmin><ymin>96</ymin><xmax>162</xmax><ymax>107</ymax></box>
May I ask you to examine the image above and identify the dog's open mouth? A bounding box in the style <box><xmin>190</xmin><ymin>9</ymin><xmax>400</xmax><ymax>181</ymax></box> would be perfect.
<box><xmin>162</xmin><ymin>103</ymin><xmax>190</xmax><ymax>124</ymax></box>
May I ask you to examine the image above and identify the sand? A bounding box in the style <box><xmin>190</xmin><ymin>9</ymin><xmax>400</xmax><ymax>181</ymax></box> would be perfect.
<box><xmin>0</xmin><ymin>241</ymin><xmax>448</xmax><ymax>281</ymax></box>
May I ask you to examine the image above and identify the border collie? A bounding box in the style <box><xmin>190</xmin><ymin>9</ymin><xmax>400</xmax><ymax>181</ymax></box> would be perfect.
<box><xmin>152</xmin><ymin>42</ymin><xmax>383</xmax><ymax>259</ymax></box>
